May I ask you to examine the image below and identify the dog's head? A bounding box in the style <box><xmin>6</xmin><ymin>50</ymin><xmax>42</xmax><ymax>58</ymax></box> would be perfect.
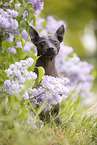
<box><xmin>29</xmin><ymin>25</ymin><xmax>65</xmax><ymax>57</ymax></box>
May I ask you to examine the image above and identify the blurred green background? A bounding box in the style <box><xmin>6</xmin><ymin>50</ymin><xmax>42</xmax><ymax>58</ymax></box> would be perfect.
<box><xmin>42</xmin><ymin>0</ymin><xmax>97</xmax><ymax>92</ymax></box>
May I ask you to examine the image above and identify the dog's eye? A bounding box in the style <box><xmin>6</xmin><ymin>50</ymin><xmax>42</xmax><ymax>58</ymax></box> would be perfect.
<box><xmin>40</xmin><ymin>41</ymin><xmax>45</xmax><ymax>45</ymax></box>
<box><xmin>53</xmin><ymin>40</ymin><xmax>58</xmax><ymax>44</ymax></box>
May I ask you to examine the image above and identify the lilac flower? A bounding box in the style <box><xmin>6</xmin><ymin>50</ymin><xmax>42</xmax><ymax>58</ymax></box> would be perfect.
<box><xmin>27</xmin><ymin>0</ymin><xmax>44</xmax><ymax>11</ymax></box>
<box><xmin>56</xmin><ymin>45</ymin><xmax>94</xmax><ymax>98</ymax></box>
<box><xmin>6</xmin><ymin>9</ymin><xmax>18</xmax><ymax>17</ymax></box>
<box><xmin>0</xmin><ymin>16</ymin><xmax>10</xmax><ymax>28</ymax></box>
<box><xmin>46</xmin><ymin>16</ymin><xmax>66</xmax><ymax>34</ymax></box>
<box><xmin>35</xmin><ymin>16</ymin><xmax>45</xmax><ymax>30</ymax></box>
<box><xmin>56</xmin><ymin>44</ymin><xmax>73</xmax><ymax>74</ymax></box>
<box><xmin>22</xmin><ymin>91</ymin><xmax>29</xmax><ymax>100</ymax></box>
<box><xmin>21</xmin><ymin>30</ymin><xmax>28</xmax><ymax>40</ymax></box>
<box><xmin>2</xmin><ymin>58</ymin><xmax>37</xmax><ymax>96</ymax></box>
<box><xmin>0</xmin><ymin>8</ymin><xmax>18</xmax><ymax>34</ymax></box>
<box><xmin>62</xmin><ymin>56</ymin><xmax>94</xmax><ymax>85</ymax></box>
<box><xmin>7</xmin><ymin>33</ymin><xmax>14</xmax><ymax>42</ymax></box>
<box><xmin>29</xmin><ymin>75</ymin><xmax>70</xmax><ymax>112</ymax></box>
<box><xmin>24</xmin><ymin>41</ymin><xmax>34</xmax><ymax>52</ymax></box>
<box><xmin>10</xmin><ymin>47</ymin><xmax>16</xmax><ymax>54</ymax></box>
<box><xmin>16</xmin><ymin>41</ymin><xmax>35</xmax><ymax>53</ymax></box>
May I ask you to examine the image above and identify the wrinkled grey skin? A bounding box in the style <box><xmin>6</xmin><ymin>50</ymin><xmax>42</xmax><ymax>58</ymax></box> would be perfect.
<box><xmin>30</xmin><ymin>25</ymin><xmax>65</xmax><ymax>124</ymax></box>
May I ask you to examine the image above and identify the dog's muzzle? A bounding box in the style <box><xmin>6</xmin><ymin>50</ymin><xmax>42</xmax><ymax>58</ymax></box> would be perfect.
<box><xmin>46</xmin><ymin>47</ymin><xmax>56</xmax><ymax>56</ymax></box>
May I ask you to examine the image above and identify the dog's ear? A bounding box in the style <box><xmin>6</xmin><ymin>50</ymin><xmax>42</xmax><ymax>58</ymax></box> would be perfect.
<box><xmin>29</xmin><ymin>26</ymin><xmax>39</xmax><ymax>45</ymax></box>
<box><xmin>55</xmin><ymin>25</ymin><xmax>65</xmax><ymax>42</ymax></box>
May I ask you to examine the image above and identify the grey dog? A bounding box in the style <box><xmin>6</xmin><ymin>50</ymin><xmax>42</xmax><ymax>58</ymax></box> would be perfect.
<box><xmin>30</xmin><ymin>25</ymin><xmax>65</xmax><ymax>123</ymax></box>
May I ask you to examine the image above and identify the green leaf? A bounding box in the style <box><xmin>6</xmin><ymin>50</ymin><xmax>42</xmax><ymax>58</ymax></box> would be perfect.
<box><xmin>0</xmin><ymin>78</ymin><xmax>4</xmax><ymax>83</ymax></box>
<box><xmin>18</xmin><ymin>37</ymin><xmax>26</xmax><ymax>48</ymax></box>
<box><xmin>18</xmin><ymin>20</ymin><xmax>29</xmax><ymax>33</ymax></box>
<box><xmin>32</xmin><ymin>15</ymin><xmax>36</xmax><ymax>26</ymax></box>
<box><xmin>0</xmin><ymin>70</ymin><xmax>7</xmax><ymax>81</ymax></box>
<box><xmin>17</xmin><ymin>5</ymin><xmax>25</xmax><ymax>17</ymax></box>
<box><xmin>37</xmin><ymin>66</ymin><xmax>45</xmax><ymax>83</ymax></box>
<box><xmin>24</xmin><ymin>79</ymin><xmax>35</xmax><ymax>90</ymax></box>
<box><xmin>16</xmin><ymin>47</ymin><xmax>28</xmax><ymax>60</ymax></box>
<box><xmin>5</xmin><ymin>33</ymin><xmax>10</xmax><ymax>39</ymax></box>
<box><xmin>0</xmin><ymin>92</ymin><xmax>7</xmax><ymax>98</ymax></box>
<box><xmin>26</xmin><ymin>3</ymin><xmax>34</xmax><ymax>24</ymax></box>
<box><xmin>18</xmin><ymin>0</ymin><xmax>23</xmax><ymax>4</ymax></box>
<box><xmin>18</xmin><ymin>0</ymin><xmax>27</xmax><ymax>4</ymax></box>
<box><xmin>1</xmin><ymin>40</ymin><xmax>12</xmax><ymax>50</ymax></box>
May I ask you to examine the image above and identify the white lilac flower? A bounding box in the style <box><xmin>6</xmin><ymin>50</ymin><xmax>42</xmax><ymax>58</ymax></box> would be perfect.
<box><xmin>10</xmin><ymin>18</ymin><xmax>18</xmax><ymax>30</ymax></box>
<box><xmin>3</xmin><ymin>58</ymin><xmax>37</xmax><ymax>96</ymax></box>
<box><xmin>0</xmin><ymin>16</ymin><xmax>10</xmax><ymax>28</ymax></box>
<box><xmin>29</xmin><ymin>75</ymin><xmax>70</xmax><ymax>111</ymax></box>
<box><xmin>0</xmin><ymin>8</ymin><xmax>18</xmax><ymax>35</ymax></box>
<box><xmin>6</xmin><ymin>9</ymin><xmax>18</xmax><ymax>17</ymax></box>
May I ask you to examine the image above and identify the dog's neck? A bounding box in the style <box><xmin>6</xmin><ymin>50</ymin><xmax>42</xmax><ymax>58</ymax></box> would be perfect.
<box><xmin>36</xmin><ymin>55</ymin><xmax>58</xmax><ymax>77</ymax></box>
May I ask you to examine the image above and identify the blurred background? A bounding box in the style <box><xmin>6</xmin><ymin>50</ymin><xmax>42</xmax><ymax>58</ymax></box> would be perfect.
<box><xmin>42</xmin><ymin>0</ymin><xmax>97</xmax><ymax>92</ymax></box>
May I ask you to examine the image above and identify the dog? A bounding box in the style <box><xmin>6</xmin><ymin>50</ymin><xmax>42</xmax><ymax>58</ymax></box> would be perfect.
<box><xmin>29</xmin><ymin>25</ymin><xmax>65</xmax><ymax>123</ymax></box>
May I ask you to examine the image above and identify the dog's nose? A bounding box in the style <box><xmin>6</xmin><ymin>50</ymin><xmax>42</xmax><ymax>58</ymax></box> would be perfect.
<box><xmin>47</xmin><ymin>47</ymin><xmax>54</xmax><ymax>51</ymax></box>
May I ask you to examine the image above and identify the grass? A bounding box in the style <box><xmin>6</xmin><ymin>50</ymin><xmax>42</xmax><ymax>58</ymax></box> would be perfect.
<box><xmin>0</xmin><ymin>92</ymin><xmax>97</xmax><ymax>145</ymax></box>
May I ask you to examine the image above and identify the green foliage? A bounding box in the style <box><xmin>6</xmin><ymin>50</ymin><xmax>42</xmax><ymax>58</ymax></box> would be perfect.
<box><xmin>18</xmin><ymin>20</ymin><xmax>29</xmax><ymax>33</ymax></box>
<box><xmin>0</xmin><ymin>91</ymin><xmax>97</xmax><ymax>145</ymax></box>
<box><xmin>26</xmin><ymin>3</ymin><xmax>34</xmax><ymax>23</ymax></box>
<box><xmin>37</xmin><ymin>66</ymin><xmax>45</xmax><ymax>83</ymax></box>
<box><xmin>1</xmin><ymin>40</ymin><xmax>12</xmax><ymax>51</ymax></box>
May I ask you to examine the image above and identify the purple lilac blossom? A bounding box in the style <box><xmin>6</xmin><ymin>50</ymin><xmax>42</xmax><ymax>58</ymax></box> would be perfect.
<box><xmin>55</xmin><ymin>43</ymin><xmax>73</xmax><ymax>75</ymax></box>
<box><xmin>46</xmin><ymin>16</ymin><xmax>66</xmax><ymax>34</ymax></box>
<box><xmin>1</xmin><ymin>57</ymin><xmax>70</xmax><ymax>112</ymax></box>
<box><xmin>29</xmin><ymin>76</ymin><xmax>70</xmax><ymax>112</ymax></box>
<box><xmin>56</xmin><ymin>45</ymin><xmax>94</xmax><ymax>97</ymax></box>
<box><xmin>21</xmin><ymin>30</ymin><xmax>29</xmax><ymax>40</ymax></box>
<box><xmin>0</xmin><ymin>8</ymin><xmax>19</xmax><ymax>34</ymax></box>
<box><xmin>2</xmin><ymin>58</ymin><xmax>37</xmax><ymax>96</ymax></box>
<box><xmin>27</xmin><ymin>0</ymin><xmax>44</xmax><ymax>11</ymax></box>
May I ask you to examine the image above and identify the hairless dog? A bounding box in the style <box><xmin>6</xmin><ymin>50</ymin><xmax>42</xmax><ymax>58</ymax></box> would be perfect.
<box><xmin>30</xmin><ymin>25</ymin><xmax>65</xmax><ymax>123</ymax></box>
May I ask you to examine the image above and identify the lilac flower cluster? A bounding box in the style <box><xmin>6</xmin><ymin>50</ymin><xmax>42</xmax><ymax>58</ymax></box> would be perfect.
<box><xmin>55</xmin><ymin>43</ymin><xmax>74</xmax><ymax>75</ymax></box>
<box><xmin>56</xmin><ymin>48</ymin><xmax>94</xmax><ymax>97</ymax></box>
<box><xmin>1</xmin><ymin>57</ymin><xmax>70</xmax><ymax>111</ymax></box>
<box><xmin>3</xmin><ymin>58</ymin><xmax>37</xmax><ymax>97</ymax></box>
<box><xmin>29</xmin><ymin>76</ymin><xmax>70</xmax><ymax>112</ymax></box>
<box><xmin>0</xmin><ymin>8</ymin><xmax>18</xmax><ymax>34</ymax></box>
